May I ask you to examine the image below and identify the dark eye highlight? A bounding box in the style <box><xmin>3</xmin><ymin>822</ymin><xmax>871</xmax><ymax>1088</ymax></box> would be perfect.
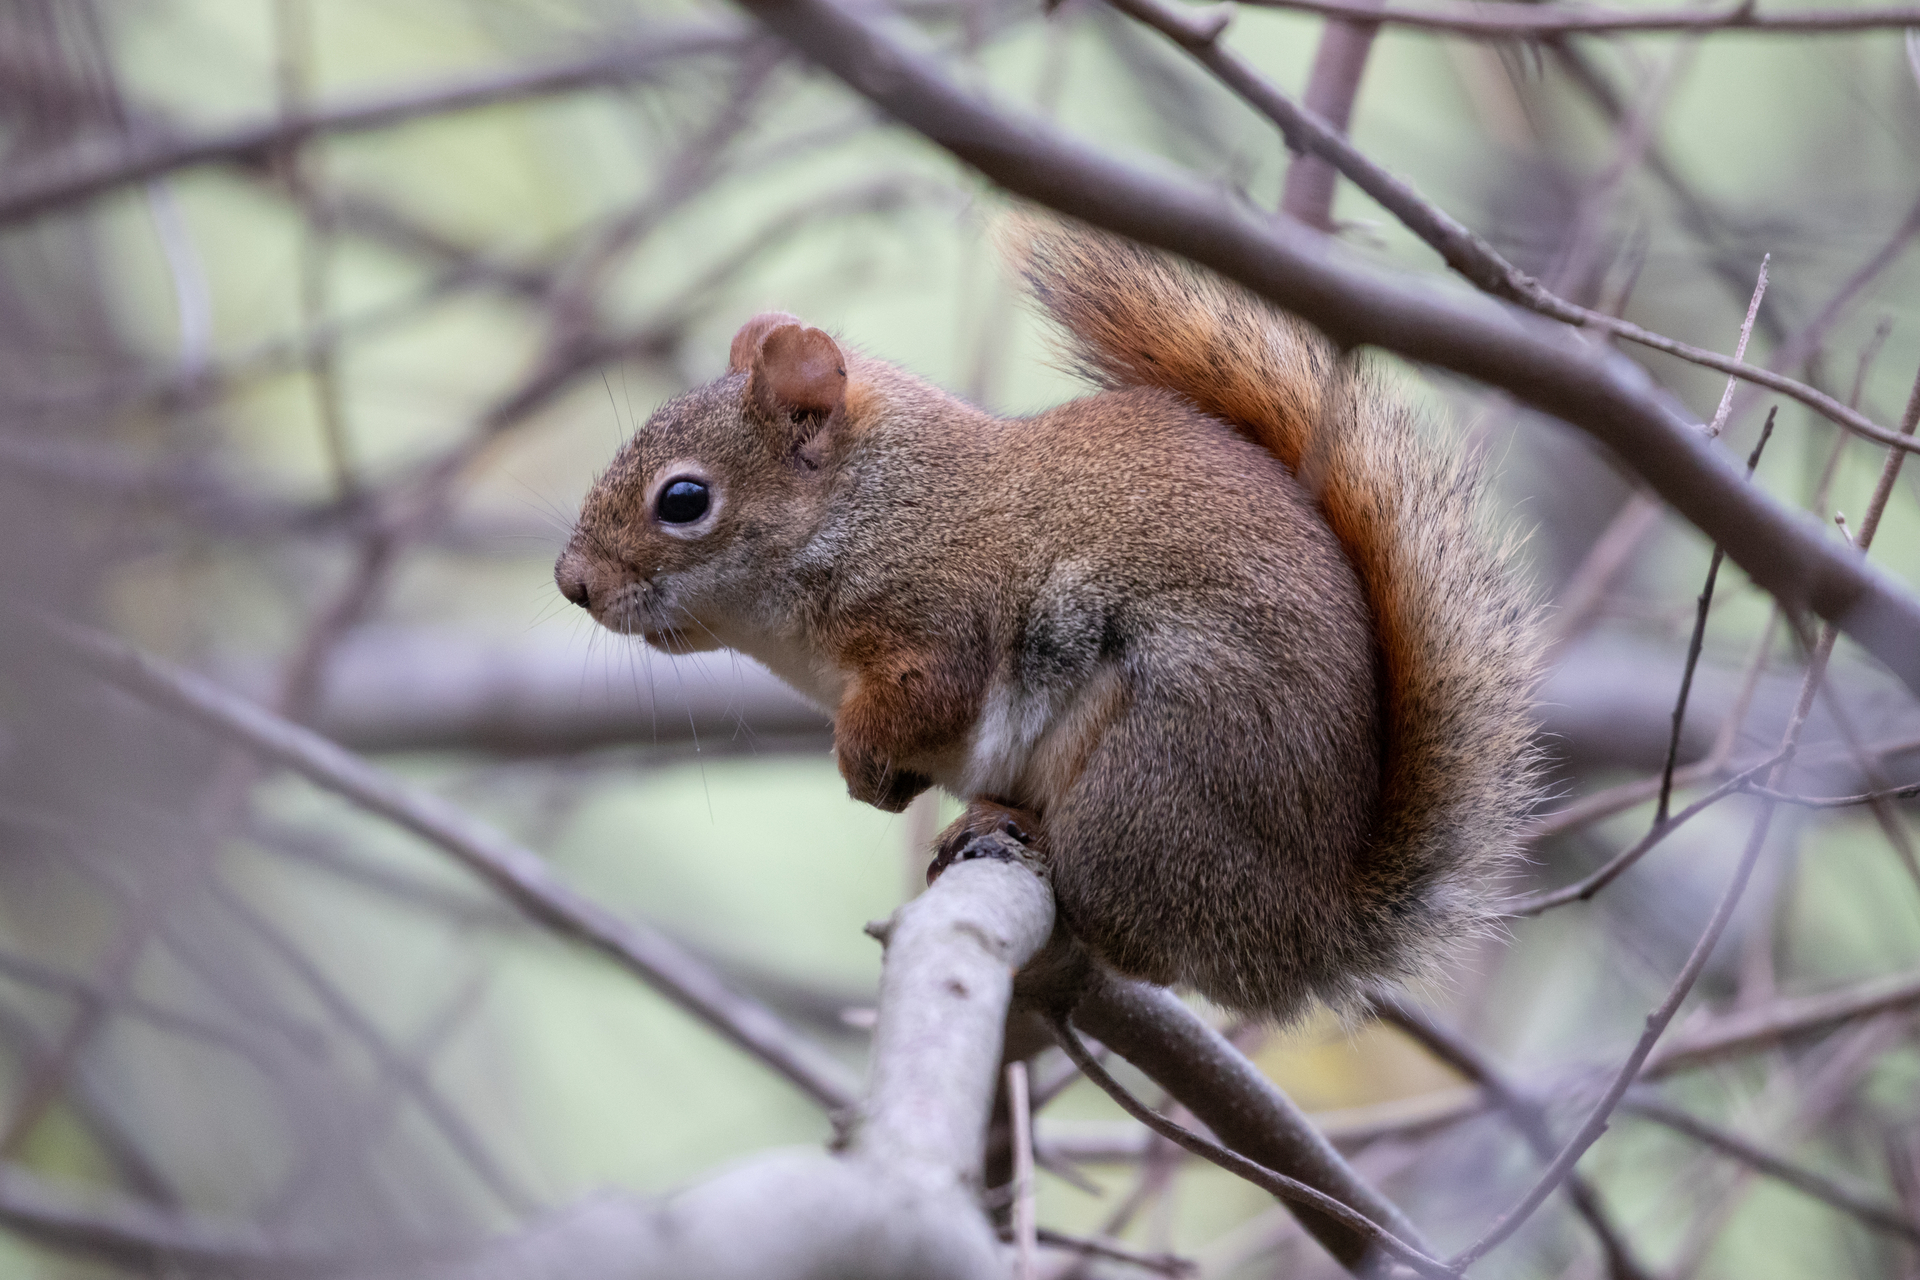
<box><xmin>657</xmin><ymin>479</ymin><xmax>711</xmax><ymax>524</ymax></box>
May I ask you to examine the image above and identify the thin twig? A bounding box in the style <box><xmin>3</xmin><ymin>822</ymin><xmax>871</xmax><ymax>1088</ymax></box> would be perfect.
<box><xmin>1645</xmin><ymin>968</ymin><xmax>1920</xmax><ymax>1077</ymax></box>
<box><xmin>1705</xmin><ymin>260</ymin><xmax>1770</xmax><ymax>439</ymax></box>
<box><xmin>1655</xmin><ymin>407</ymin><xmax>1778</xmax><ymax>824</ymax></box>
<box><xmin>1371</xmin><ymin>993</ymin><xmax>1654</xmax><ymax>1280</ymax></box>
<box><xmin>1620</xmin><ymin>1094</ymin><xmax>1920</xmax><ymax>1245</ymax></box>
<box><xmin>1741</xmin><ymin>779</ymin><xmax>1920</xmax><ymax>808</ymax></box>
<box><xmin>1505</xmin><ymin>751</ymin><xmax>1785</xmax><ymax>916</ymax></box>
<box><xmin>1035</xmin><ymin>1227</ymin><xmax>1195</xmax><ymax>1275</ymax></box>
<box><xmin>36</xmin><ymin>615</ymin><xmax>861</xmax><ymax>1110</ymax></box>
<box><xmin>0</xmin><ymin>22</ymin><xmax>751</xmax><ymax>226</ymax></box>
<box><xmin>1103</xmin><ymin>0</ymin><xmax>1916</xmax><ymax>457</ymax></box>
<box><xmin>1454</xmin><ymin>790</ymin><xmax>1776</xmax><ymax>1266</ymax></box>
<box><xmin>1048</xmin><ymin>1013</ymin><xmax>1457</xmax><ymax>1280</ymax></box>
<box><xmin>1008</xmin><ymin>1061</ymin><xmax>1037</xmax><ymax>1280</ymax></box>
<box><xmin>1459</xmin><ymin>357</ymin><xmax>1920</xmax><ymax>1268</ymax></box>
<box><xmin>1239</xmin><ymin>0</ymin><xmax>1920</xmax><ymax>35</ymax></box>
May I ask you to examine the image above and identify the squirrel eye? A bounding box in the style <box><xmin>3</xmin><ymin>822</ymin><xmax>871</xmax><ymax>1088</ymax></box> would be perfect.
<box><xmin>656</xmin><ymin>479</ymin><xmax>710</xmax><ymax>524</ymax></box>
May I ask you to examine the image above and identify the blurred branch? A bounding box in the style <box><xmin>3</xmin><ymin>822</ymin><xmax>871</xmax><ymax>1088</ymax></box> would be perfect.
<box><xmin>1276</xmin><ymin>0</ymin><xmax>1380</xmax><ymax>228</ymax></box>
<box><xmin>0</xmin><ymin>1160</ymin><xmax>352</xmax><ymax>1277</ymax></box>
<box><xmin>1370</xmin><ymin>992</ymin><xmax>1652</xmax><ymax>1280</ymax></box>
<box><xmin>1108</xmin><ymin>0</ymin><xmax>1917</xmax><ymax>455</ymax></box>
<box><xmin>0</xmin><ymin>1001</ymin><xmax>176</xmax><ymax>1209</ymax></box>
<box><xmin>1051</xmin><ymin>1007</ymin><xmax>1449</xmax><ymax>1279</ymax></box>
<box><xmin>1035</xmin><ymin>1227</ymin><xmax>1193</xmax><ymax>1275</ymax></box>
<box><xmin>1506</xmin><ymin>752</ymin><xmax>1784</xmax><ymax>916</ymax></box>
<box><xmin>1456</xmin><ymin>375</ymin><xmax>1916</xmax><ymax>1263</ymax></box>
<box><xmin>38</xmin><ymin>616</ymin><xmax>861</xmax><ymax>1111</ymax></box>
<box><xmin>1644</xmin><ymin>968</ymin><xmax>1920</xmax><ymax>1077</ymax></box>
<box><xmin>731</xmin><ymin>0</ymin><xmax>1920</xmax><ymax>696</ymax></box>
<box><xmin>1620</xmin><ymin>1094</ymin><xmax>1920</xmax><ymax>1245</ymax></box>
<box><xmin>0</xmin><ymin>942</ymin><xmax>296</xmax><ymax>1076</ymax></box>
<box><xmin>1070</xmin><ymin>973</ymin><xmax>1430</xmax><ymax>1276</ymax></box>
<box><xmin>1743</xmin><ymin>777</ymin><xmax>1920</xmax><ymax>807</ymax></box>
<box><xmin>1242</xmin><ymin>0</ymin><xmax>1920</xmax><ymax>35</ymax></box>
<box><xmin>209</xmin><ymin>882</ymin><xmax>536</xmax><ymax>1216</ymax></box>
<box><xmin>0</xmin><ymin>21</ymin><xmax>752</xmax><ymax>227</ymax></box>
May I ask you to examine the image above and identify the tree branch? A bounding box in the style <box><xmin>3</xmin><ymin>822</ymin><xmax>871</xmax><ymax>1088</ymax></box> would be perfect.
<box><xmin>35</xmin><ymin>615</ymin><xmax>860</xmax><ymax>1112</ymax></box>
<box><xmin>1106</xmin><ymin>0</ymin><xmax>1916</xmax><ymax>456</ymax></box>
<box><xmin>1620</xmin><ymin>1094</ymin><xmax>1920</xmax><ymax>1245</ymax></box>
<box><xmin>1644</xmin><ymin>969</ymin><xmax>1920</xmax><ymax>1077</ymax></box>
<box><xmin>0</xmin><ymin>22</ymin><xmax>750</xmax><ymax>227</ymax></box>
<box><xmin>1240</xmin><ymin>0</ymin><xmax>1920</xmax><ymax>36</ymax></box>
<box><xmin>1071</xmin><ymin>973</ymin><xmax>1430</xmax><ymax>1275</ymax></box>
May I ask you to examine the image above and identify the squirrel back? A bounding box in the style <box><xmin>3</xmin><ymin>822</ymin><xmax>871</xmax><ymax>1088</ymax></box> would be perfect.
<box><xmin>1015</xmin><ymin>226</ymin><xmax>1543</xmax><ymax>1001</ymax></box>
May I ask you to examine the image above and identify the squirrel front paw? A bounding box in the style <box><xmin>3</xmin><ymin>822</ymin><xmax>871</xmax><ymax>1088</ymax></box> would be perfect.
<box><xmin>929</xmin><ymin>800</ymin><xmax>1046</xmax><ymax>883</ymax></box>
<box><xmin>836</xmin><ymin>742</ymin><xmax>932</xmax><ymax>814</ymax></box>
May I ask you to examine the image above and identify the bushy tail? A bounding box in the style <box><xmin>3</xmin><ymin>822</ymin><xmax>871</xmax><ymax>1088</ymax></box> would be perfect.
<box><xmin>1015</xmin><ymin>223</ymin><xmax>1543</xmax><ymax>989</ymax></box>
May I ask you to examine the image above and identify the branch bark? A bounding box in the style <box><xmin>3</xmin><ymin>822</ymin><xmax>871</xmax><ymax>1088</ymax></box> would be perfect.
<box><xmin>364</xmin><ymin>855</ymin><xmax>1052</xmax><ymax>1280</ymax></box>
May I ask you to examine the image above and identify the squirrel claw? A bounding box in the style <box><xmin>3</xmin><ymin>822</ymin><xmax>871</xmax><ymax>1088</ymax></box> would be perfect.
<box><xmin>929</xmin><ymin>802</ymin><xmax>1046</xmax><ymax>884</ymax></box>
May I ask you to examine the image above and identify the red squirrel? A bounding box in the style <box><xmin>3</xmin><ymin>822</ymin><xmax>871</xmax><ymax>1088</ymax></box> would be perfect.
<box><xmin>555</xmin><ymin>226</ymin><xmax>1541</xmax><ymax>1017</ymax></box>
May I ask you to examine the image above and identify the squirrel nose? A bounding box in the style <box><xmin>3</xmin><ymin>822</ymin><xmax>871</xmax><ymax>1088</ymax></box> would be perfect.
<box><xmin>556</xmin><ymin>566</ymin><xmax>592</xmax><ymax>610</ymax></box>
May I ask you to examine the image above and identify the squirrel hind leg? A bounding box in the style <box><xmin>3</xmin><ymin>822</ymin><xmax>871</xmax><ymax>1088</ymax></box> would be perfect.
<box><xmin>1040</xmin><ymin>703</ymin><xmax>1379</xmax><ymax>1021</ymax></box>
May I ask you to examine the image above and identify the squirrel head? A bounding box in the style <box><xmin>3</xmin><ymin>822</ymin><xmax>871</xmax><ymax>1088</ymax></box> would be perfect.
<box><xmin>554</xmin><ymin>312</ymin><xmax>850</xmax><ymax>653</ymax></box>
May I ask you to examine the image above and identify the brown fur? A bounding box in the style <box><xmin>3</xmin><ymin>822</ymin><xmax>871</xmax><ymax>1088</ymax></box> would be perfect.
<box><xmin>555</xmin><ymin>227</ymin><xmax>1542</xmax><ymax>1019</ymax></box>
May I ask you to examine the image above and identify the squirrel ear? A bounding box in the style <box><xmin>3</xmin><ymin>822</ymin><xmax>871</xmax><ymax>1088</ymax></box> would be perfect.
<box><xmin>747</xmin><ymin>323</ymin><xmax>847</xmax><ymax>443</ymax></box>
<box><xmin>729</xmin><ymin>311</ymin><xmax>801</xmax><ymax>373</ymax></box>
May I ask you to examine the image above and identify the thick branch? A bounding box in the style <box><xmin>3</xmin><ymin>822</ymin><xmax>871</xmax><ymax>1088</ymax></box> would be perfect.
<box><xmin>358</xmin><ymin>856</ymin><xmax>1051</xmax><ymax>1280</ymax></box>
<box><xmin>727</xmin><ymin>0</ymin><xmax>1920</xmax><ymax>696</ymax></box>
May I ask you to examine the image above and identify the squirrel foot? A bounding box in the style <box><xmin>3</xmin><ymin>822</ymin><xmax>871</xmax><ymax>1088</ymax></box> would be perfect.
<box><xmin>929</xmin><ymin>800</ymin><xmax>1047</xmax><ymax>884</ymax></box>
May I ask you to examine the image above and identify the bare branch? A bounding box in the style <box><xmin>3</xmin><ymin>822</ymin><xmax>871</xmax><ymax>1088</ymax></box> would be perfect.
<box><xmin>1071</xmin><ymin>974</ymin><xmax>1430</xmax><ymax>1274</ymax></box>
<box><xmin>367</xmin><ymin>855</ymin><xmax>1048</xmax><ymax>1280</ymax></box>
<box><xmin>1741</xmin><ymin>778</ymin><xmax>1920</xmax><ymax>808</ymax></box>
<box><xmin>0</xmin><ymin>22</ymin><xmax>750</xmax><ymax>227</ymax></box>
<box><xmin>1506</xmin><ymin>752</ymin><xmax>1785</xmax><ymax>915</ymax></box>
<box><xmin>37</xmin><ymin>616</ymin><xmax>860</xmax><ymax>1111</ymax></box>
<box><xmin>1106</xmin><ymin>0</ymin><xmax>1916</xmax><ymax>454</ymax></box>
<box><xmin>1620</xmin><ymin>1094</ymin><xmax>1920</xmax><ymax>1245</ymax></box>
<box><xmin>1240</xmin><ymin>0</ymin><xmax>1920</xmax><ymax>36</ymax></box>
<box><xmin>0</xmin><ymin>1160</ymin><xmax>355</xmax><ymax>1276</ymax></box>
<box><xmin>1051</xmin><ymin>1011</ymin><xmax>1451</xmax><ymax>1279</ymax></box>
<box><xmin>1371</xmin><ymin>993</ymin><xmax>1654</xmax><ymax>1280</ymax></box>
<box><xmin>1645</xmin><ymin>970</ymin><xmax>1920</xmax><ymax>1077</ymax></box>
<box><xmin>1277</xmin><ymin>0</ymin><xmax>1381</xmax><ymax>228</ymax></box>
